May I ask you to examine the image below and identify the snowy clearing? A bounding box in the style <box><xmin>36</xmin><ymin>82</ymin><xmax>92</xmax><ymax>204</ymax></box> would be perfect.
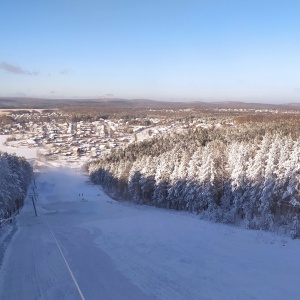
<box><xmin>0</xmin><ymin>165</ymin><xmax>300</xmax><ymax>300</ymax></box>
<box><xmin>0</xmin><ymin>135</ymin><xmax>37</xmax><ymax>163</ymax></box>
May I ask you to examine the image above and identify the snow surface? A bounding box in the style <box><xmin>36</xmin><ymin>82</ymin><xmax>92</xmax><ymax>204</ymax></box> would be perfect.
<box><xmin>0</xmin><ymin>135</ymin><xmax>37</xmax><ymax>159</ymax></box>
<box><xmin>0</xmin><ymin>165</ymin><xmax>300</xmax><ymax>300</ymax></box>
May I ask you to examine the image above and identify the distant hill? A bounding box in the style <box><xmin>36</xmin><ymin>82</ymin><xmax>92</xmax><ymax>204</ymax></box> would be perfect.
<box><xmin>0</xmin><ymin>97</ymin><xmax>299</xmax><ymax>111</ymax></box>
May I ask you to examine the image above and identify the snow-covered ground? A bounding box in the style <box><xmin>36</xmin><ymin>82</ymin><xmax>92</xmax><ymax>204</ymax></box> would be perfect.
<box><xmin>0</xmin><ymin>164</ymin><xmax>300</xmax><ymax>300</ymax></box>
<box><xmin>0</xmin><ymin>135</ymin><xmax>37</xmax><ymax>159</ymax></box>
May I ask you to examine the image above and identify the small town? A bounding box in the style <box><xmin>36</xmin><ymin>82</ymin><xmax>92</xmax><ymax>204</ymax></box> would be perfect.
<box><xmin>2</xmin><ymin>106</ymin><xmax>298</xmax><ymax>163</ymax></box>
<box><xmin>1</xmin><ymin>111</ymin><xmax>145</xmax><ymax>160</ymax></box>
<box><xmin>0</xmin><ymin>109</ymin><xmax>236</xmax><ymax>162</ymax></box>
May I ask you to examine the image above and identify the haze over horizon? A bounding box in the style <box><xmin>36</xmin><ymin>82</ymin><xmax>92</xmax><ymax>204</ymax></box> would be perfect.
<box><xmin>1</xmin><ymin>0</ymin><xmax>300</xmax><ymax>104</ymax></box>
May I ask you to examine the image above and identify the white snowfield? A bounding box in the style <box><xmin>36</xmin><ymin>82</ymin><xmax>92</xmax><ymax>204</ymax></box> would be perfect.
<box><xmin>0</xmin><ymin>167</ymin><xmax>300</xmax><ymax>300</ymax></box>
<box><xmin>0</xmin><ymin>136</ymin><xmax>37</xmax><ymax>159</ymax></box>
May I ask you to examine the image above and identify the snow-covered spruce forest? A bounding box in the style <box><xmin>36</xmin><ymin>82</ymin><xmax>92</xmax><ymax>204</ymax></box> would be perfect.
<box><xmin>88</xmin><ymin>120</ymin><xmax>300</xmax><ymax>238</ymax></box>
<box><xmin>0</xmin><ymin>152</ymin><xmax>33</xmax><ymax>221</ymax></box>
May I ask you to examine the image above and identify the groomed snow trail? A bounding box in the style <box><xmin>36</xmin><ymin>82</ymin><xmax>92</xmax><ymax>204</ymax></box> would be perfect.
<box><xmin>1</xmin><ymin>167</ymin><xmax>300</xmax><ymax>300</ymax></box>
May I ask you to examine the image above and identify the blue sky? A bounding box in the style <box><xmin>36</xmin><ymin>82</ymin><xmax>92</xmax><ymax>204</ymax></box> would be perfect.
<box><xmin>0</xmin><ymin>0</ymin><xmax>300</xmax><ymax>103</ymax></box>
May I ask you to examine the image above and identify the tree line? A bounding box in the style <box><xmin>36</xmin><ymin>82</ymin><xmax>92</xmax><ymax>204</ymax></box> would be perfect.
<box><xmin>0</xmin><ymin>152</ymin><xmax>33</xmax><ymax>223</ymax></box>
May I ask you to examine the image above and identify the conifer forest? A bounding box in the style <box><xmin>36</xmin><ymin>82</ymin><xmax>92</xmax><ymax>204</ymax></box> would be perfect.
<box><xmin>88</xmin><ymin>115</ymin><xmax>300</xmax><ymax>238</ymax></box>
<box><xmin>0</xmin><ymin>152</ymin><xmax>33</xmax><ymax>222</ymax></box>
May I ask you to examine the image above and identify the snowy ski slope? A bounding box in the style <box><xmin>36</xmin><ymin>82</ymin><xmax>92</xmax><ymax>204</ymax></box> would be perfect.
<box><xmin>0</xmin><ymin>167</ymin><xmax>300</xmax><ymax>299</ymax></box>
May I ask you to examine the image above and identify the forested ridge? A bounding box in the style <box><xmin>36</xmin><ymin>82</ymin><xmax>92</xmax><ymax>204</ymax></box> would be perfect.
<box><xmin>88</xmin><ymin>119</ymin><xmax>300</xmax><ymax>238</ymax></box>
<box><xmin>0</xmin><ymin>152</ymin><xmax>33</xmax><ymax>222</ymax></box>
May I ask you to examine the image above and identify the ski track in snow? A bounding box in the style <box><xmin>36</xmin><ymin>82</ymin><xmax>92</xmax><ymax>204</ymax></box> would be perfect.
<box><xmin>0</xmin><ymin>165</ymin><xmax>300</xmax><ymax>299</ymax></box>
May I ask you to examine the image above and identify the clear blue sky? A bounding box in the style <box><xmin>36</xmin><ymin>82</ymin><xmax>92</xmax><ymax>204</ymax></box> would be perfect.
<box><xmin>1</xmin><ymin>0</ymin><xmax>300</xmax><ymax>103</ymax></box>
